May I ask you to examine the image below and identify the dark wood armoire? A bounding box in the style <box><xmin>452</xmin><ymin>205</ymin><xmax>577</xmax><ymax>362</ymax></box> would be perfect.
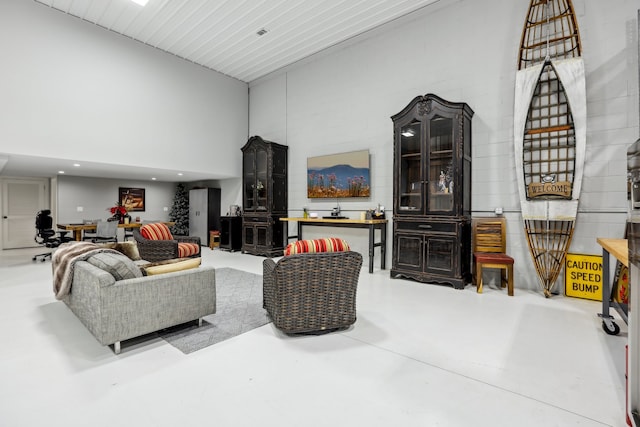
<box><xmin>241</xmin><ymin>136</ymin><xmax>288</xmax><ymax>257</ymax></box>
<box><xmin>391</xmin><ymin>94</ymin><xmax>474</xmax><ymax>289</ymax></box>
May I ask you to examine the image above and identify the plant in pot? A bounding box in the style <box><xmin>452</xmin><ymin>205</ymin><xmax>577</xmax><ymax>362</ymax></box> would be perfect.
<box><xmin>108</xmin><ymin>202</ymin><xmax>129</xmax><ymax>224</ymax></box>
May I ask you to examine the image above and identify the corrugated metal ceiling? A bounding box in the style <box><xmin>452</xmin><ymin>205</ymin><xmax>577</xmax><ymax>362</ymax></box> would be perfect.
<box><xmin>34</xmin><ymin>0</ymin><xmax>443</xmax><ymax>83</ymax></box>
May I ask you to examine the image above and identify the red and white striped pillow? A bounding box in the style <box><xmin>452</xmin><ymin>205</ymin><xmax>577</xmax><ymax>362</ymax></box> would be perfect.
<box><xmin>140</xmin><ymin>223</ymin><xmax>173</xmax><ymax>241</ymax></box>
<box><xmin>284</xmin><ymin>237</ymin><xmax>350</xmax><ymax>256</ymax></box>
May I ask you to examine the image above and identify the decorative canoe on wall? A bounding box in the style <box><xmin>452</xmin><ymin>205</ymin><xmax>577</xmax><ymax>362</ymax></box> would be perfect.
<box><xmin>514</xmin><ymin>0</ymin><xmax>586</xmax><ymax>297</ymax></box>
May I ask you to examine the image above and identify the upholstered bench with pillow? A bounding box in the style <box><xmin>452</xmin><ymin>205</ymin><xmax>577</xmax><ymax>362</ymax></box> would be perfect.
<box><xmin>55</xmin><ymin>242</ymin><xmax>215</xmax><ymax>354</ymax></box>
<box><xmin>263</xmin><ymin>238</ymin><xmax>362</xmax><ymax>334</ymax></box>
<box><xmin>133</xmin><ymin>222</ymin><xmax>201</xmax><ymax>262</ymax></box>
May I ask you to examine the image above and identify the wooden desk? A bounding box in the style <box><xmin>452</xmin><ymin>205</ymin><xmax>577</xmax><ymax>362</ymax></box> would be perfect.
<box><xmin>281</xmin><ymin>217</ymin><xmax>387</xmax><ymax>274</ymax></box>
<box><xmin>597</xmin><ymin>238</ymin><xmax>628</xmax><ymax>334</ymax></box>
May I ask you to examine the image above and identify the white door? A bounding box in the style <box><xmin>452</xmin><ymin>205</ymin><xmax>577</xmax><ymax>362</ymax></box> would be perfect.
<box><xmin>1</xmin><ymin>178</ymin><xmax>48</xmax><ymax>249</ymax></box>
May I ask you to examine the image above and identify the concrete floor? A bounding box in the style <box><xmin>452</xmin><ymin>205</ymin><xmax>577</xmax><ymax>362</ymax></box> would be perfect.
<box><xmin>0</xmin><ymin>246</ymin><xmax>629</xmax><ymax>426</ymax></box>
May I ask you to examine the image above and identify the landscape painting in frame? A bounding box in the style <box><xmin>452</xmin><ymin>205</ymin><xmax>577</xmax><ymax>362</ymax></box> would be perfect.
<box><xmin>307</xmin><ymin>149</ymin><xmax>370</xmax><ymax>198</ymax></box>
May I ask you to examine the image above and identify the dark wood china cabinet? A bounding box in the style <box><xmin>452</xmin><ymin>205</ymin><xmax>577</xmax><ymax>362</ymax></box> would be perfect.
<box><xmin>241</xmin><ymin>136</ymin><xmax>288</xmax><ymax>257</ymax></box>
<box><xmin>391</xmin><ymin>94</ymin><xmax>474</xmax><ymax>289</ymax></box>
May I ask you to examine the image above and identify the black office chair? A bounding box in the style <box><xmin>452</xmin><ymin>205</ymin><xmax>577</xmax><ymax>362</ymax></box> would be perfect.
<box><xmin>33</xmin><ymin>210</ymin><xmax>72</xmax><ymax>262</ymax></box>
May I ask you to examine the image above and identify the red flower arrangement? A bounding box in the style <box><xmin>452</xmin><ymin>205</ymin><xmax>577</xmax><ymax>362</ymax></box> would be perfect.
<box><xmin>108</xmin><ymin>202</ymin><xmax>128</xmax><ymax>217</ymax></box>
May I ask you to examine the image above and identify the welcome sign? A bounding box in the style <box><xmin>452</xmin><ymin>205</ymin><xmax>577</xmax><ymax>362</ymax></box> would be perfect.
<box><xmin>564</xmin><ymin>253</ymin><xmax>603</xmax><ymax>301</ymax></box>
<box><xmin>528</xmin><ymin>181</ymin><xmax>572</xmax><ymax>198</ymax></box>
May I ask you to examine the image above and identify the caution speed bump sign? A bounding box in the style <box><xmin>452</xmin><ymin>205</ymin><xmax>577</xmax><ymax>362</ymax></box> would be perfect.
<box><xmin>565</xmin><ymin>253</ymin><xmax>602</xmax><ymax>301</ymax></box>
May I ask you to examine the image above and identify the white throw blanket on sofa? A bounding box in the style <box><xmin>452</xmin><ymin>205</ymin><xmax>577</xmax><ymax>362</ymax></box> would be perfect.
<box><xmin>52</xmin><ymin>242</ymin><xmax>121</xmax><ymax>300</ymax></box>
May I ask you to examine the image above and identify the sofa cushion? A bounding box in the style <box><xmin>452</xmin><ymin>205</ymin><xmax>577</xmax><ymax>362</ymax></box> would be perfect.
<box><xmin>141</xmin><ymin>257</ymin><xmax>201</xmax><ymax>276</ymax></box>
<box><xmin>284</xmin><ymin>237</ymin><xmax>350</xmax><ymax>256</ymax></box>
<box><xmin>86</xmin><ymin>251</ymin><xmax>143</xmax><ymax>281</ymax></box>
<box><xmin>140</xmin><ymin>223</ymin><xmax>173</xmax><ymax>241</ymax></box>
<box><xmin>99</xmin><ymin>241</ymin><xmax>141</xmax><ymax>261</ymax></box>
<box><xmin>178</xmin><ymin>242</ymin><xmax>200</xmax><ymax>258</ymax></box>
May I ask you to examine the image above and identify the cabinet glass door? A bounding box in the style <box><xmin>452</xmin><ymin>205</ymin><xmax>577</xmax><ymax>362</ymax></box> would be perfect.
<box><xmin>399</xmin><ymin>120</ymin><xmax>423</xmax><ymax>214</ymax></box>
<box><xmin>395</xmin><ymin>234</ymin><xmax>422</xmax><ymax>270</ymax></box>
<box><xmin>428</xmin><ymin>115</ymin><xmax>454</xmax><ymax>214</ymax></box>
<box><xmin>256</xmin><ymin>226</ymin><xmax>267</xmax><ymax>247</ymax></box>
<box><xmin>244</xmin><ymin>225</ymin><xmax>254</xmax><ymax>246</ymax></box>
<box><xmin>424</xmin><ymin>237</ymin><xmax>454</xmax><ymax>274</ymax></box>
<box><xmin>256</xmin><ymin>149</ymin><xmax>268</xmax><ymax>211</ymax></box>
<box><xmin>243</xmin><ymin>150</ymin><xmax>255</xmax><ymax>210</ymax></box>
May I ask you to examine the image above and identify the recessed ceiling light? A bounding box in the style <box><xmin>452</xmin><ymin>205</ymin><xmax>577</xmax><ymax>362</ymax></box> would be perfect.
<box><xmin>58</xmin><ymin>170</ymin><xmax>65</xmax><ymax>174</ymax></box>
<box><xmin>73</xmin><ymin>163</ymin><xmax>80</xmax><ymax>167</ymax></box>
<box><xmin>151</xmin><ymin>177</ymin><xmax>157</xmax><ymax>181</ymax></box>
<box><xmin>130</xmin><ymin>0</ymin><xmax>149</xmax><ymax>6</ymax></box>
<box><xmin>177</xmin><ymin>173</ymin><xmax>183</xmax><ymax>176</ymax></box>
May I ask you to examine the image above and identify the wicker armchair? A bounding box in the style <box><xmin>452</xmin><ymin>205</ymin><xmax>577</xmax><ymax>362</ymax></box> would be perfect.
<box><xmin>133</xmin><ymin>223</ymin><xmax>201</xmax><ymax>262</ymax></box>
<box><xmin>263</xmin><ymin>251</ymin><xmax>363</xmax><ymax>334</ymax></box>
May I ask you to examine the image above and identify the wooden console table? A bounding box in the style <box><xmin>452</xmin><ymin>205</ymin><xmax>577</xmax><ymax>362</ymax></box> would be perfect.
<box><xmin>281</xmin><ymin>217</ymin><xmax>387</xmax><ymax>274</ymax></box>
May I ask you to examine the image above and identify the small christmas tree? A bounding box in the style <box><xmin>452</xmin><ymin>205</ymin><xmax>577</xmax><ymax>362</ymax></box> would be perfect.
<box><xmin>169</xmin><ymin>183</ymin><xmax>189</xmax><ymax>235</ymax></box>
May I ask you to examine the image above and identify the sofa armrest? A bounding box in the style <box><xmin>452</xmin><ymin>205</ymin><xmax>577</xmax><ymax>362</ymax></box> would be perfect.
<box><xmin>62</xmin><ymin>261</ymin><xmax>116</xmax><ymax>343</ymax></box>
<box><xmin>72</xmin><ymin>260</ymin><xmax>117</xmax><ymax>288</ymax></box>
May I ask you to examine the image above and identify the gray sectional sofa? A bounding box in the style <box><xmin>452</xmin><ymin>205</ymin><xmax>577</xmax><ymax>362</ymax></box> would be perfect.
<box><xmin>62</xmin><ymin>259</ymin><xmax>216</xmax><ymax>354</ymax></box>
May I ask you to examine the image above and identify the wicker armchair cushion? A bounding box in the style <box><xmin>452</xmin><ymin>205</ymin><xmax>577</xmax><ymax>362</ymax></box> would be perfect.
<box><xmin>177</xmin><ymin>243</ymin><xmax>200</xmax><ymax>258</ymax></box>
<box><xmin>284</xmin><ymin>237</ymin><xmax>350</xmax><ymax>256</ymax></box>
<box><xmin>141</xmin><ymin>223</ymin><xmax>173</xmax><ymax>240</ymax></box>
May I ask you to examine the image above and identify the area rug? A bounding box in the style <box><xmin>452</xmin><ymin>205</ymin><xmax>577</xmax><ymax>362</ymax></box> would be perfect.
<box><xmin>158</xmin><ymin>267</ymin><xmax>271</xmax><ymax>354</ymax></box>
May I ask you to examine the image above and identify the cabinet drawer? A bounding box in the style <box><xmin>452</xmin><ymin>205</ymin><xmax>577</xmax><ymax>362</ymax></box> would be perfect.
<box><xmin>243</xmin><ymin>216</ymin><xmax>270</xmax><ymax>224</ymax></box>
<box><xmin>396</xmin><ymin>221</ymin><xmax>456</xmax><ymax>233</ymax></box>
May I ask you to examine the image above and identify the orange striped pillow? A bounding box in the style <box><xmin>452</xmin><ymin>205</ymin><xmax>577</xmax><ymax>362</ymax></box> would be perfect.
<box><xmin>140</xmin><ymin>223</ymin><xmax>173</xmax><ymax>241</ymax></box>
<box><xmin>284</xmin><ymin>238</ymin><xmax>350</xmax><ymax>256</ymax></box>
<box><xmin>178</xmin><ymin>242</ymin><xmax>200</xmax><ymax>258</ymax></box>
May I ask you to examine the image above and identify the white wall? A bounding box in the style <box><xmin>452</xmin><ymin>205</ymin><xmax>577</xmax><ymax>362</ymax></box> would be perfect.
<box><xmin>0</xmin><ymin>0</ymin><xmax>248</xmax><ymax>179</ymax></box>
<box><xmin>249</xmin><ymin>0</ymin><xmax>640</xmax><ymax>291</ymax></box>
<box><xmin>57</xmin><ymin>176</ymin><xmax>176</xmax><ymax>224</ymax></box>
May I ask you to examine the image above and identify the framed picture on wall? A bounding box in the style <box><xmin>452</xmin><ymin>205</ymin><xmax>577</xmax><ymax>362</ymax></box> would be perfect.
<box><xmin>307</xmin><ymin>149</ymin><xmax>370</xmax><ymax>198</ymax></box>
<box><xmin>119</xmin><ymin>187</ymin><xmax>145</xmax><ymax>212</ymax></box>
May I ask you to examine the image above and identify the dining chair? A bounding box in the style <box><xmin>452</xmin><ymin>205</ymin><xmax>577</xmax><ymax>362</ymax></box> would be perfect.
<box><xmin>92</xmin><ymin>220</ymin><xmax>118</xmax><ymax>243</ymax></box>
<box><xmin>472</xmin><ymin>217</ymin><xmax>514</xmax><ymax>296</ymax></box>
<box><xmin>123</xmin><ymin>219</ymin><xmax>135</xmax><ymax>241</ymax></box>
<box><xmin>82</xmin><ymin>219</ymin><xmax>100</xmax><ymax>241</ymax></box>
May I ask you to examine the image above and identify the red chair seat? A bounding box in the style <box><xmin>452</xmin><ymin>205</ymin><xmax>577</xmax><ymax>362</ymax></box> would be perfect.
<box><xmin>474</xmin><ymin>252</ymin><xmax>514</xmax><ymax>265</ymax></box>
